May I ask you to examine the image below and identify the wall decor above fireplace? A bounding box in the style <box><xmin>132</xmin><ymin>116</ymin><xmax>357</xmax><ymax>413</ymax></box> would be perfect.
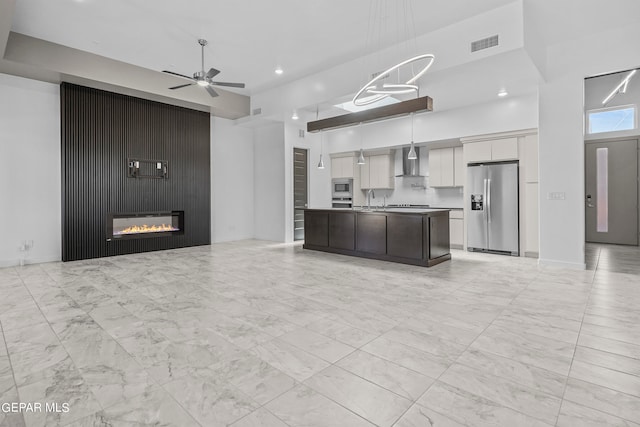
<box><xmin>127</xmin><ymin>158</ymin><xmax>169</xmax><ymax>179</ymax></box>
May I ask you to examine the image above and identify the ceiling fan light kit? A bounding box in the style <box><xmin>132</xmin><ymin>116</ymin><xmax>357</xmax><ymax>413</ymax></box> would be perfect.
<box><xmin>162</xmin><ymin>39</ymin><xmax>245</xmax><ymax>98</ymax></box>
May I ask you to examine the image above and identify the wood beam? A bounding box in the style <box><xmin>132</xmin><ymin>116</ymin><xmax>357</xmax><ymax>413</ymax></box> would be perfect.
<box><xmin>307</xmin><ymin>96</ymin><xmax>433</xmax><ymax>133</ymax></box>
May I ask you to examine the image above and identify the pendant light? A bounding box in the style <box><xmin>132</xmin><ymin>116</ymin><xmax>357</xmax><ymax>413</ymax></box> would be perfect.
<box><xmin>316</xmin><ymin>106</ymin><xmax>325</xmax><ymax>169</ymax></box>
<box><xmin>407</xmin><ymin>113</ymin><xmax>417</xmax><ymax>160</ymax></box>
<box><xmin>357</xmin><ymin>148</ymin><xmax>366</xmax><ymax>165</ymax></box>
<box><xmin>357</xmin><ymin>123</ymin><xmax>366</xmax><ymax>165</ymax></box>
<box><xmin>317</xmin><ymin>131</ymin><xmax>325</xmax><ymax>169</ymax></box>
<box><xmin>352</xmin><ymin>0</ymin><xmax>434</xmax><ymax>107</ymax></box>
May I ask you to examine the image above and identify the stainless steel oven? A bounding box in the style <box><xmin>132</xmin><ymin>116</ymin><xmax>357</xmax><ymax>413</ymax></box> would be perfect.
<box><xmin>332</xmin><ymin>178</ymin><xmax>353</xmax><ymax>198</ymax></box>
<box><xmin>332</xmin><ymin>198</ymin><xmax>353</xmax><ymax>209</ymax></box>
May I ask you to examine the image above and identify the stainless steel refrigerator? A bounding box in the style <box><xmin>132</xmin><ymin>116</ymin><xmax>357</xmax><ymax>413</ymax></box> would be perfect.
<box><xmin>467</xmin><ymin>162</ymin><xmax>519</xmax><ymax>256</ymax></box>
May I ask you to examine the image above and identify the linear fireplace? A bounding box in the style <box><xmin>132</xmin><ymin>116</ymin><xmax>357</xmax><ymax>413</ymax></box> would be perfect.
<box><xmin>107</xmin><ymin>211</ymin><xmax>184</xmax><ymax>240</ymax></box>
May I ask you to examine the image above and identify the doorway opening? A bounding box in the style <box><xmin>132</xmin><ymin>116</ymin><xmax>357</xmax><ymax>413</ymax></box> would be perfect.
<box><xmin>293</xmin><ymin>147</ymin><xmax>308</xmax><ymax>241</ymax></box>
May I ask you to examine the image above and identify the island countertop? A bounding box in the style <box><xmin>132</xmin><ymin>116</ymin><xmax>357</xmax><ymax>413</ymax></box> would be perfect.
<box><xmin>313</xmin><ymin>208</ymin><xmax>450</xmax><ymax>214</ymax></box>
<box><xmin>303</xmin><ymin>208</ymin><xmax>451</xmax><ymax>267</ymax></box>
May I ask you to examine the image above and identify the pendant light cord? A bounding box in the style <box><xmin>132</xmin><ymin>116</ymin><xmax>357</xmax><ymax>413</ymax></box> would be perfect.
<box><xmin>411</xmin><ymin>112</ymin><xmax>414</xmax><ymax>142</ymax></box>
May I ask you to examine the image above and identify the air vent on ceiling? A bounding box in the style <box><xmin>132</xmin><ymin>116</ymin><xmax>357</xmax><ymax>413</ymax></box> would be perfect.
<box><xmin>252</xmin><ymin>107</ymin><xmax>262</xmax><ymax>116</ymax></box>
<box><xmin>471</xmin><ymin>35</ymin><xmax>499</xmax><ymax>53</ymax></box>
<box><xmin>371</xmin><ymin>70</ymin><xmax>390</xmax><ymax>80</ymax></box>
<box><xmin>298</xmin><ymin>129</ymin><xmax>305</xmax><ymax>138</ymax></box>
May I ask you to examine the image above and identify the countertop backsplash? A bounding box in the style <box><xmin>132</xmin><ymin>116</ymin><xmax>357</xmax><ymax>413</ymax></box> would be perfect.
<box><xmin>355</xmin><ymin>147</ymin><xmax>464</xmax><ymax>209</ymax></box>
<box><xmin>361</xmin><ymin>178</ymin><xmax>464</xmax><ymax>208</ymax></box>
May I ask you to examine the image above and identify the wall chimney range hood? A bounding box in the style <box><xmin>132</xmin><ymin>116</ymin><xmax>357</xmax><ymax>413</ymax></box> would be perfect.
<box><xmin>396</xmin><ymin>147</ymin><xmax>424</xmax><ymax>177</ymax></box>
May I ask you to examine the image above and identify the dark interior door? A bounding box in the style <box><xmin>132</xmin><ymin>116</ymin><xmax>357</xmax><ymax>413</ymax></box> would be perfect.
<box><xmin>294</xmin><ymin>148</ymin><xmax>308</xmax><ymax>241</ymax></box>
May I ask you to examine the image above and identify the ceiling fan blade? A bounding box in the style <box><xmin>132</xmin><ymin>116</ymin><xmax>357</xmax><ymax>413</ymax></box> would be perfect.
<box><xmin>169</xmin><ymin>83</ymin><xmax>194</xmax><ymax>90</ymax></box>
<box><xmin>162</xmin><ymin>70</ymin><xmax>194</xmax><ymax>81</ymax></box>
<box><xmin>205</xmin><ymin>85</ymin><xmax>219</xmax><ymax>98</ymax></box>
<box><xmin>206</xmin><ymin>68</ymin><xmax>221</xmax><ymax>79</ymax></box>
<box><xmin>210</xmin><ymin>81</ymin><xmax>246</xmax><ymax>88</ymax></box>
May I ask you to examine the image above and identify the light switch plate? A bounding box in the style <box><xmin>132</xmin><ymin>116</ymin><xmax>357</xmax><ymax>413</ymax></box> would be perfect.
<box><xmin>547</xmin><ymin>192</ymin><xmax>566</xmax><ymax>200</ymax></box>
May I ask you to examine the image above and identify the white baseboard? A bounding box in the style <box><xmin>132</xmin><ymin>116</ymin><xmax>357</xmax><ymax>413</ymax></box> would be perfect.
<box><xmin>538</xmin><ymin>258</ymin><xmax>586</xmax><ymax>270</ymax></box>
<box><xmin>0</xmin><ymin>255</ymin><xmax>61</xmax><ymax>268</ymax></box>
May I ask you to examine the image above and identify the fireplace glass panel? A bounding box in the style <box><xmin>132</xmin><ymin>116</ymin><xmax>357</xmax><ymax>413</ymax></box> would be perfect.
<box><xmin>108</xmin><ymin>211</ymin><xmax>183</xmax><ymax>239</ymax></box>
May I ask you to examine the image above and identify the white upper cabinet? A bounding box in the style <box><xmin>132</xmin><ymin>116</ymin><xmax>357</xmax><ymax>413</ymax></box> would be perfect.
<box><xmin>523</xmin><ymin>134</ymin><xmax>539</xmax><ymax>183</ymax></box>
<box><xmin>331</xmin><ymin>156</ymin><xmax>354</xmax><ymax>179</ymax></box>
<box><xmin>454</xmin><ymin>147</ymin><xmax>464</xmax><ymax>187</ymax></box>
<box><xmin>360</xmin><ymin>152</ymin><xmax>394</xmax><ymax>189</ymax></box>
<box><xmin>360</xmin><ymin>157</ymin><xmax>371</xmax><ymax>189</ymax></box>
<box><xmin>463</xmin><ymin>141</ymin><xmax>492</xmax><ymax>163</ymax></box>
<box><xmin>491</xmin><ymin>138</ymin><xmax>519</xmax><ymax>160</ymax></box>
<box><xmin>429</xmin><ymin>147</ymin><xmax>462</xmax><ymax>187</ymax></box>
<box><xmin>464</xmin><ymin>138</ymin><xmax>518</xmax><ymax>163</ymax></box>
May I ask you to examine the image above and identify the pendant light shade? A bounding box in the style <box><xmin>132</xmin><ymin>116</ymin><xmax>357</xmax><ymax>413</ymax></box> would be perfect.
<box><xmin>357</xmin><ymin>123</ymin><xmax>366</xmax><ymax>165</ymax></box>
<box><xmin>316</xmin><ymin>110</ymin><xmax>325</xmax><ymax>169</ymax></box>
<box><xmin>407</xmin><ymin>141</ymin><xmax>417</xmax><ymax>160</ymax></box>
<box><xmin>407</xmin><ymin>113</ymin><xmax>417</xmax><ymax>160</ymax></box>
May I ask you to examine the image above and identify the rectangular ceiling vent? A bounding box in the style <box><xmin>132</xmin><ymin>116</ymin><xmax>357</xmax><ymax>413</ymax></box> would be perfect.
<box><xmin>371</xmin><ymin>70</ymin><xmax>390</xmax><ymax>80</ymax></box>
<box><xmin>298</xmin><ymin>129</ymin><xmax>305</xmax><ymax>138</ymax></box>
<box><xmin>471</xmin><ymin>35</ymin><xmax>499</xmax><ymax>53</ymax></box>
<box><xmin>252</xmin><ymin>107</ymin><xmax>262</xmax><ymax>116</ymax></box>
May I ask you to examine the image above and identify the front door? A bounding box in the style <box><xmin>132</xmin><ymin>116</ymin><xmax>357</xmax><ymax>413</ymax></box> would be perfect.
<box><xmin>585</xmin><ymin>139</ymin><xmax>638</xmax><ymax>245</ymax></box>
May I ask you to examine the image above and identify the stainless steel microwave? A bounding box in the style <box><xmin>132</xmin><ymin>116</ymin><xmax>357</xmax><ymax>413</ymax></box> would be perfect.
<box><xmin>332</xmin><ymin>178</ymin><xmax>353</xmax><ymax>198</ymax></box>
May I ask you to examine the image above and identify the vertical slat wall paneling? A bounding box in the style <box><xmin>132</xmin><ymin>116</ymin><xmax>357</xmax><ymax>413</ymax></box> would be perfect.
<box><xmin>61</xmin><ymin>83</ymin><xmax>211</xmax><ymax>261</ymax></box>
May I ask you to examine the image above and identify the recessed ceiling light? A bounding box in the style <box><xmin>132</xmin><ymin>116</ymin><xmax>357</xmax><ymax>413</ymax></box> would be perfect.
<box><xmin>291</xmin><ymin>111</ymin><xmax>299</xmax><ymax>120</ymax></box>
<box><xmin>275</xmin><ymin>67</ymin><xmax>284</xmax><ymax>75</ymax></box>
<box><xmin>498</xmin><ymin>90</ymin><xmax>508</xmax><ymax>97</ymax></box>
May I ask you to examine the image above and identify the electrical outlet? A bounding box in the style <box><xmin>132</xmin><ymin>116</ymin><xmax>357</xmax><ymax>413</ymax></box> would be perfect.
<box><xmin>547</xmin><ymin>192</ymin><xmax>566</xmax><ymax>200</ymax></box>
<box><xmin>19</xmin><ymin>240</ymin><xmax>34</xmax><ymax>252</ymax></box>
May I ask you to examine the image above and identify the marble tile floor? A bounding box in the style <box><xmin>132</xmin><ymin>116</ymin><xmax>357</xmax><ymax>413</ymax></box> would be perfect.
<box><xmin>0</xmin><ymin>240</ymin><xmax>638</xmax><ymax>426</ymax></box>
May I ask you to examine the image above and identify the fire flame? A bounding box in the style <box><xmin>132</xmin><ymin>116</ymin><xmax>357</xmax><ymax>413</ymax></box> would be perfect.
<box><xmin>114</xmin><ymin>224</ymin><xmax>179</xmax><ymax>235</ymax></box>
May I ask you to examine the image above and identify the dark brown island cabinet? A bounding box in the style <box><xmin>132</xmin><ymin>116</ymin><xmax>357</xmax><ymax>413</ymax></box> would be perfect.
<box><xmin>303</xmin><ymin>208</ymin><xmax>451</xmax><ymax>267</ymax></box>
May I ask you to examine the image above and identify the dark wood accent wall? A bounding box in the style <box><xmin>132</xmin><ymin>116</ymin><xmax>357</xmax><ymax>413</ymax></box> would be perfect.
<box><xmin>61</xmin><ymin>83</ymin><xmax>211</xmax><ymax>261</ymax></box>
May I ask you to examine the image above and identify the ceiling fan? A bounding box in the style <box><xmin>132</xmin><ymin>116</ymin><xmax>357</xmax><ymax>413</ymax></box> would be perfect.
<box><xmin>162</xmin><ymin>39</ymin><xmax>245</xmax><ymax>98</ymax></box>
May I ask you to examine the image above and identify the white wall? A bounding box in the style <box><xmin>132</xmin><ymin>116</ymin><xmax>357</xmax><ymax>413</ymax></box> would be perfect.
<box><xmin>253</xmin><ymin>122</ymin><xmax>286</xmax><ymax>241</ymax></box>
<box><xmin>211</xmin><ymin>117</ymin><xmax>254</xmax><ymax>242</ymax></box>
<box><xmin>537</xmin><ymin>22</ymin><xmax>640</xmax><ymax>269</ymax></box>
<box><xmin>0</xmin><ymin>73</ymin><xmax>61</xmax><ymax>267</ymax></box>
<box><xmin>307</xmin><ymin>131</ymin><xmax>332</xmax><ymax>210</ymax></box>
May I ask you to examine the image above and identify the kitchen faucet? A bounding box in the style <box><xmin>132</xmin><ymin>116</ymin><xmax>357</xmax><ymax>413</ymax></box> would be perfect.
<box><xmin>367</xmin><ymin>189</ymin><xmax>375</xmax><ymax>210</ymax></box>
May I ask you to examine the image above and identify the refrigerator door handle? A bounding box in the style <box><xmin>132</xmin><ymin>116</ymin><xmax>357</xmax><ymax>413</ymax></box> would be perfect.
<box><xmin>487</xmin><ymin>178</ymin><xmax>491</xmax><ymax>223</ymax></box>
<box><xmin>483</xmin><ymin>178</ymin><xmax>489</xmax><ymax>248</ymax></box>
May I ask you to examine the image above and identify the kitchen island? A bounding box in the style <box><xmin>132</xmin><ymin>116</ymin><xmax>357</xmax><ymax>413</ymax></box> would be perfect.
<box><xmin>303</xmin><ymin>208</ymin><xmax>451</xmax><ymax>267</ymax></box>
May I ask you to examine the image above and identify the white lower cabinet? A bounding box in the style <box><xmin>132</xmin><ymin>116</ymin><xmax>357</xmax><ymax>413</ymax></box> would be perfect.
<box><xmin>524</xmin><ymin>183</ymin><xmax>539</xmax><ymax>256</ymax></box>
<box><xmin>449</xmin><ymin>210</ymin><xmax>464</xmax><ymax>249</ymax></box>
